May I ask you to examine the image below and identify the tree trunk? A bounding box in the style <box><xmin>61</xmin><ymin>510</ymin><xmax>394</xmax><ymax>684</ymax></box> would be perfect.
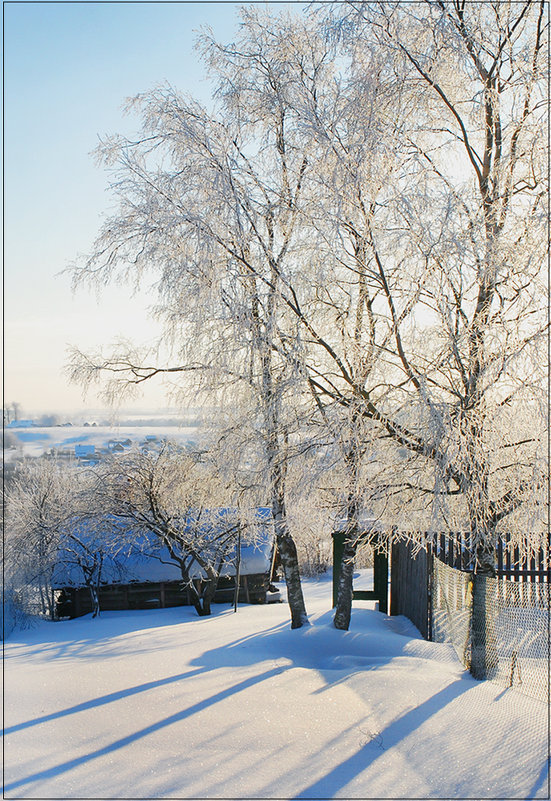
<box><xmin>200</xmin><ymin>577</ymin><xmax>218</xmax><ymax>617</ymax></box>
<box><xmin>460</xmin><ymin>403</ymin><xmax>500</xmax><ymax>678</ymax></box>
<box><xmin>470</xmin><ymin>572</ymin><xmax>499</xmax><ymax>680</ymax></box>
<box><xmin>185</xmin><ymin>573</ymin><xmax>218</xmax><ymax>617</ymax></box>
<box><xmin>333</xmin><ymin>533</ymin><xmax>358</xmax><ymax>630</ymax></box>
<box><xmin>88</xmin><ymin>584</ymin><xmax>100</xmax><ymax>618</ymax></box>
<box><xmin>469</xmin><ymin>530</ymin><xmax>500</xmax><ymax>679</ymax></box>
<box><xmin>265</xmin><ymin>412</ymin><xmax>308</xmax><ymax>628</ymax></box>
<box><xmin>188</xmin><ymin>579</ymin><xmax>209</xmax><ymax>616</ymax></box>
<box><xmin>38</xmin><ymin>581</ymin><xmax>48</xmax><ymax>616</ymax></box>
<box><xmin>334</xmin><ymin>440</ymin><xmax>362</xmax><ymax>631</ymax></box>
<box><xmin>233</xmin><ymin>525</ymin><xmax>241</xmax><ymax>613</ymax></box>
<box><xmin>273</xmin><ymin>497</ymin><xmax>309</xmax><ymax>629</ymax></box>
<box><xmin>466</xmin><ymin>476</ymin><xmax>499</xmax><ymax>679</ymax></box>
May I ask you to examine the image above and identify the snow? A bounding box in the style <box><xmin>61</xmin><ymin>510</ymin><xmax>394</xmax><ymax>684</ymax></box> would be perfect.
<box><xmin>4</xmin><ymin>425</ymin><xmax>200</xmax><ymax>459</ymax></box>
<box><xmin>52</xmin><ymin>510</ymin><xmax>275</xmax><ymax>587</ymax></box>
<box><xmin>3</xmin><ymin>574</ymin><xmax>549</xmax><ymax>799</ymax></box>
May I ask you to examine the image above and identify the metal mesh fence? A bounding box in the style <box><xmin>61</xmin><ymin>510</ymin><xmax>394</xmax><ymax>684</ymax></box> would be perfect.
<box><xmin>432</xmin><ymin>559</ymin><xmax>472</xmax><ymax>665</ymax></box>
<box><xmin>432</xmin><ymin>559</ymin><xmax>549</xmax><ymax>703</ymax></box>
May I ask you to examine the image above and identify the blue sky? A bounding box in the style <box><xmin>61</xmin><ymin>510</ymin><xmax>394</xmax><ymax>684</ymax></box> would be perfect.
<box><xmin>4</xmin><ymin>2</ymin><xmax>304</xmax><ymax>415</ymax></box>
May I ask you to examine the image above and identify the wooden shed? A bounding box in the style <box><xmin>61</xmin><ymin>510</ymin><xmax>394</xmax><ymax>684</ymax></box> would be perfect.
<box><xmin>53</xmin><ymin>508</ymin><xmax>278</xmax><ymax>618</ymax></box>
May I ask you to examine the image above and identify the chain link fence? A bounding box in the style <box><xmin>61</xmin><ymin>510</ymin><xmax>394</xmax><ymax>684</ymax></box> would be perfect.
<box><xmin>432</xmin><ymin>558</ymin><xmax>549</xmax><ymax>703</ymax></box>
<box><xmin>432</xmin><ymin>559</ymin><xmax>472</xmax><ymax>665</ymax></box>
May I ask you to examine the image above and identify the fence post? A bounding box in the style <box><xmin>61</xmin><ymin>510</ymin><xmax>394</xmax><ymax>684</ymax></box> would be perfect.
<box><xmin>427</xmin><ymin>546</ymin><xmax>433</xmax><ymax>642</ymax></box>
<box><xmin>373</xmin><ymin>548</ymin><xmax>388</xmax><ymax>613</ymax></box>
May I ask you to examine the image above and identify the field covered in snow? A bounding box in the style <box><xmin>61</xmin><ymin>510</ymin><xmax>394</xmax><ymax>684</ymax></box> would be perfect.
<box><xmin>4</xmin><ymin>424</ymin><xmax>200</xmax><ymax>460</ymax></box>
<box><xmin>3</xmin><ymin>575</ymin><xmax>549</xmax><ymax>799</ymax></box>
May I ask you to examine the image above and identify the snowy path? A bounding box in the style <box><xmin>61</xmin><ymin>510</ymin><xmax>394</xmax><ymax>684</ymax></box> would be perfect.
<box><xmin>3</xmin><ymin>576</ymin><xmax>549</xmax><ymax>799</ymax></box>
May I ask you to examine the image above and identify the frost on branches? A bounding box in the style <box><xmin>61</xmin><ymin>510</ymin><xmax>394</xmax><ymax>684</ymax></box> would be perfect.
<box><xmin>68</xmin><ymin>3</ymin><xmax>547</xmax><ymax>638</ymax></box>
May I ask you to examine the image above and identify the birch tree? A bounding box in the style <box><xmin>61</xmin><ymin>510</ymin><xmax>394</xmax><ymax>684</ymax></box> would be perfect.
<box><xmin>320</xmin><ymin>0</ymin><xmax>549</xmax><ymax>568</ymax></box>
<box><xmin>203</xmin><ymin>2</ymin><xmax>547</xmax><ymax>631</ymax></box>
<box><xmin>69</xmin><ymin>10</ymin><xmax>340</xmax><ymax>628</ymax></box>
<box><xmin>68</xmin><ymin>4</ymin><xmax>547</xmax><ymax>647</ymax></box>
<box><xmin>294</xmin><ymin>0</ymin><xmax>548</xmax><ymax>665</ymax></box>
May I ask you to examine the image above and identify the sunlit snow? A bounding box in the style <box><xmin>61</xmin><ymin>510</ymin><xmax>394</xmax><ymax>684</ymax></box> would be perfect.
<box><xmin>3</xmin><ymin>575</ymin><xmax>548</xmax><ymax>799</ymax></box>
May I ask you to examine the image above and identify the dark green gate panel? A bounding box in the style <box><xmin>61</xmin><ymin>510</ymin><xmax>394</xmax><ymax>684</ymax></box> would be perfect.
<box><xmin>332</xmin><ymin>531</ymin><xmax>388</xmax><ymax>613</ymax></box>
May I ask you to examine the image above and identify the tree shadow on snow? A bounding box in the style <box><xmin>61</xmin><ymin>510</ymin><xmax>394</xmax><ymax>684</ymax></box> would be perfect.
<box><xmin>3</xmin><ymin>664</ymin><xmax>282</xmax><ymax>795</ymax></box>
<box><xmin>3</xmin><ymin>608</ymin><xmax>482</xmax><ymax>798</ymax></box>
<box><xmin>291</xmin><ymin>676</ymin><xmax>473</xmax><ymax>799</ymax></box>
<box><xmin>3</xmin><ymin>667</ymin><xmax>207</xmax><ymax>737</ymax></box>
<box><xmin>4</xmin><ymin>605</ymin><xmax>228</xmax><ymax>660</ymax></box>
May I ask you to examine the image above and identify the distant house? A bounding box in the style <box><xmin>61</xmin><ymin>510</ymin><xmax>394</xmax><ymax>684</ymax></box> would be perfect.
<box><xmin>140</xmin><ymin>435</ymin><xmax>160</xmax><ymax>452</ymax></box>
<box><xmin>7</xmin><ymin>419</ymin><xmax>35</xmax><ymax>428</ymax></box>
<box><xmin>107</xmin><ymin>439</ymin><xmax>131</xmax><ymax>452</ymax></box>
<box><xmin>52</xmin><ymin>509</ymin><xmax>279</xmax><ymax>618</ymax></box>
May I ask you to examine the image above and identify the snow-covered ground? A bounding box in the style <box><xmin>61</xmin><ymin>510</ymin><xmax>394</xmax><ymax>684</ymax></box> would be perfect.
<box><xmin>3</xmin><ymin>575</ymin><xmax>549</xmax><ymax>799</ymax></box>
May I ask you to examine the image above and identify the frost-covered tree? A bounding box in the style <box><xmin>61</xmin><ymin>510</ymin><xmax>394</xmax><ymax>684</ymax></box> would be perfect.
<box><xmin>68</xmin><ymin>4</ymin><xmax>547</xmax><ymax>649</ymax></box>
<box><xmin>3</xmin><ymin>458</ymin><xmax>121</xmax><ymax>623</ymax></box>
<box><xmin>317</xmin><ymin>0</ymin><xmax>549</xmax><ymax>571</ymax></box>
<box><xmin>291</xmin><ymin>0</ymin><xmax>548</xmax><ymax>666</ymax></box>
<box><xmin>95</xmin><ymin>445</ymin><xmax>247</xmax><ymax>617</ymax></box>
<box><xmin>68</xmin><ymin>10</ymin><xmax>341</xmax><ymax>628</ymax></box>
<box><xmin>5</xmin><ymin>459</ymin><xmax>78</xmax><ymax>620</ymax></box>
<box><xmin>52</xmin><ymin>515</ymin><xmax>131</xmax><ymax>619</ymax></box>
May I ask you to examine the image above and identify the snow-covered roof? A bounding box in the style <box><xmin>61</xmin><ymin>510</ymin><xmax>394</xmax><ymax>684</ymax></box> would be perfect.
<box><xmin>52</xmin><ymin>508</ymin><xmax>274</xmax><ymax>588</ymax></box>
<box><xmin>75</xmin><ymin>444</ymin><xmax>96</xmax><ymax>456</ymax></box>
<box><xmin>333</xmin><ymin>516</ymin><xmax>379</xmax><ymax>534</ymax></box>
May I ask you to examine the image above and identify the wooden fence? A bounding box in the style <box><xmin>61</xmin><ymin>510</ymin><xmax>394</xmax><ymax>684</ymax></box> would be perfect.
<box><xmin>495</xmin><ymin>533</ymin><xmax>549</xmax><ymax>582</ymax></box>
<box><xmin>430</xmin><ymin>532</ymin><xmax>549</xmax><ymax>582</ymax></box>
<box><xmin>390</xmin><ymin>532</ymin><xmax>549</xmax><ymax>641</ymax></box>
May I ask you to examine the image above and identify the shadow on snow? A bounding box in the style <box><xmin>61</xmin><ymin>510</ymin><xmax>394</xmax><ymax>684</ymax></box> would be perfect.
<box><xmin>3</xmin><ymin>604</ymin><xmax>474</xmax><ymax>797</ymax></box>
<box><xmin>3</xmin><ymin>665</ymin><xmax>282</xmax><ymax>794</ymax></box>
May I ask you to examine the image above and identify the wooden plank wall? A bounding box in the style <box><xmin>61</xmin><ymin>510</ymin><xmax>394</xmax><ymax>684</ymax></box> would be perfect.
<box><xmin>390</xmin><ymin>540</ymin><xmax>431</xmax><ymax>639</ymax></box>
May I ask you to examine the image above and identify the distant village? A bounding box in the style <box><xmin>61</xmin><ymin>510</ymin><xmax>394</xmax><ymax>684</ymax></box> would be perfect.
<box><xmin>2</xmin><ymin>406</ymin><xmax>198</xmax><ymax>470</ymax></box>
<box><xmin>70</xmin><ymin>435</ymin><xmax>163</xmax><ymax>465</ymax></box>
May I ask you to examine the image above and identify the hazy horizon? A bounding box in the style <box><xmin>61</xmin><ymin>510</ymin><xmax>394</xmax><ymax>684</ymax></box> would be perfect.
<box><xmin>3</xmin><ymin>403</ymin><xmax>206</xmax><ymax>423</ymax></box>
